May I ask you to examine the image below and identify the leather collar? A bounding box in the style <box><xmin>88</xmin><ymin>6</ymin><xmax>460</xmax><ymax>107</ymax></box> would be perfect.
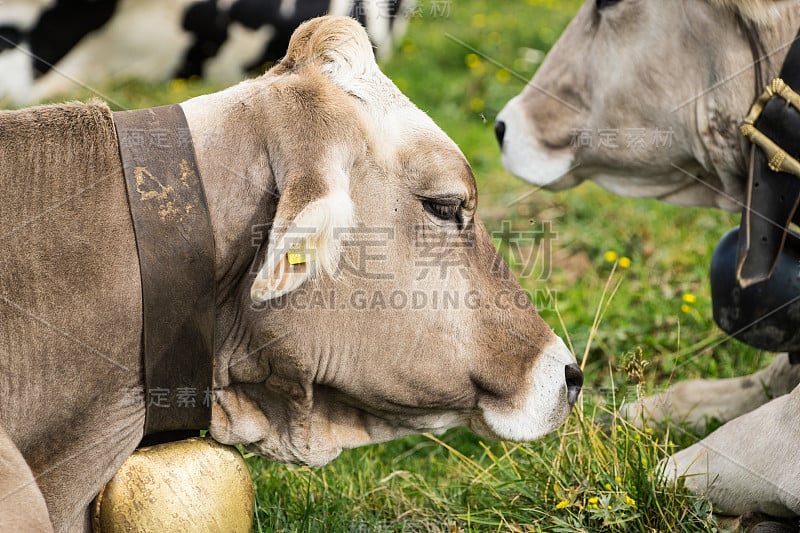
<box><xmin>113</xmin><ymin>104</ymin><xmax>215</xmax><ymax>438</ymax></box>
<box><xmin>737</xmin><ymin>31</ymin><xmax>800</xmax><ymax>286</ymax></box>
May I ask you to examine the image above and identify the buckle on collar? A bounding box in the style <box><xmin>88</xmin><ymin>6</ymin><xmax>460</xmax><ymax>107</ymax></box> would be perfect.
<box><xmin>741</xmin><ymin>78</ymin><xmax>800</xmax><ymax>176</ymax></box>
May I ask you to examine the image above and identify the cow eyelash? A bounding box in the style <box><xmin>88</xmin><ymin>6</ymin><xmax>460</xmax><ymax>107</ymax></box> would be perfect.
<box><xmin>422</xmin><ymin>199</ymin><xmax>463</xmax><ymax>225</ymax></box>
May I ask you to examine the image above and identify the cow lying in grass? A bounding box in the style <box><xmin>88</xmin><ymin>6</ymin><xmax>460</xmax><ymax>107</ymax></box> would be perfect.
<box><xmin>0</xmin><ymin>15</ymin><xmax>583</xmax><ymax>532</ymax></box>
<box><xmin>497</xmin><ymin>0</ymin><xmax>800</xmax><ymax>521</ymax></box>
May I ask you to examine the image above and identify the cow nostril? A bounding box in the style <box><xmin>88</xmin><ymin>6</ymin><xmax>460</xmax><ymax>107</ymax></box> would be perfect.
<box><xmin>564</xmin><ymin>363</ymin><xmax>583</xmax><ymax>408</ymax></box>
<box><xmin>494</xmin><ymin>120</ymin><xmax>506</xmax><ymax>147</ymax></box>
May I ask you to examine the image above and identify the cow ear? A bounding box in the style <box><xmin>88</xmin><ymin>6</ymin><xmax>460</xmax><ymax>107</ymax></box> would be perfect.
<box><xmin>250</xmin><ymin>182</ymin><xmax>354</xmax><ymax>304</ymax></box>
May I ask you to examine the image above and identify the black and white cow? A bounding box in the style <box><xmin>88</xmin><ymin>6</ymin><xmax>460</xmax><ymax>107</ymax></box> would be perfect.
<box><xmin>0</xmin><ymin>0</ymin><xmax>412</xmax><ymax>105</ymax></box>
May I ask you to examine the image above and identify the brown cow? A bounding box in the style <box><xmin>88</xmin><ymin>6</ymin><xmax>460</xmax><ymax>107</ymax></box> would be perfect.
<box><xmin>0</xmin><ymin>16</ymin><xmax>581</xmax><ymax>531</ymax></box>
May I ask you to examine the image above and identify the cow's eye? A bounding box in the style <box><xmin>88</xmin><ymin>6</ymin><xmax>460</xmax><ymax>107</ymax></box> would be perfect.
<box><xmin>596</xmin><ymin>0</ymin><xmax>621</xmax><ymax>10</ymax></box>
<box><xmin>422</xmin><ymin>198</ymin><xmax>463</xmax><ymax>225</ymax></box>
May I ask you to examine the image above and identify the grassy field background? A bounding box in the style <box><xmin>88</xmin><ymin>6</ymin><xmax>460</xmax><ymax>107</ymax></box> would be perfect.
<box><xmin>43</xmin><ymin>0</ymin><xmax>766</xmax><ymax>530</ymax></box>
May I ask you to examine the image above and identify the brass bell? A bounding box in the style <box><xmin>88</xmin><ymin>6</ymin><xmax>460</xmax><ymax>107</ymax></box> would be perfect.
<box><xmin>93</xmin><ymin>437</ymin><xmax>254</xmax><ymax>532</ymax></box>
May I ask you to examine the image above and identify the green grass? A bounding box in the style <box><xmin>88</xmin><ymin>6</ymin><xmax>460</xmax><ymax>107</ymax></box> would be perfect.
<box><xmin>36</xmin><ymin>1</ymin><xmax>770</xmax><ymax>530</ymax></box>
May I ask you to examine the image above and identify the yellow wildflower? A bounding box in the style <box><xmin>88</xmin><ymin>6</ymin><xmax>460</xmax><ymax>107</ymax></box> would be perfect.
<box><xmin>496</xmin><ymin>69</ymin><xmax>511</xmax><ymax>83</ymax></box>
<box><xmin>471</xmin><ymin>13</ymin><xmax>486</xmax><ymax>28</ymax></box>
<box><xmin>604</xmin><ymin>483</ymin><xmax>612</xmax><ymax>491</ymax></box>
<box><xmin>170</xmin><ymin>78</ymin><xmax>187</xmax><ymax>93</ymax></box>
<box><xmin>588</xmin><ymin>497</ymin><xmax>599</xmax><ymax>505</ymax></box>
<box><xmin>615</xmin><ymin>476</ymin><xmax>622</xmax><ymax>484</ymax></box>
<box><xmin>619</xmin><ymin>256</ymin><xmax>632</xmax><ymax>268</ymax></box>
<box><xmin>555</xmin><ymin>499</ymin><xmax>569</xmax><ymax>509</ymax></box>
<box><xmin>604</xmin><ymin>250</ymin><xmax>618</xmax><ymax>263</ymax></box>
<box><xmin>465</xmin><ymin>53</ymin><xmax>482</xmax><ymax>69</ymax></box>
<box><xmin>468</xmin><ymin>97</ymin><xmax>484</xmax><ymax>113</ymax></box>
<box><xmin>625</xmin><ymin>495</ymin><xmax>636</xmax><ymax>507</ymax></box>
<box><xmin>680</xmin><ymin>304</ymin><xmax>692</xmax><ymax>314</ymax></box>
<box><xmin>682</xmin><ymin>293</ymin><xmax>697</xmax><ymax>303</ymax></box>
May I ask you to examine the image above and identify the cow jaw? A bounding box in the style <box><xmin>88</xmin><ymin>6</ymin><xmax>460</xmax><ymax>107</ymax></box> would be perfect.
<box><xmin>208</xmin><ymin>385</ymin><xmax>468</xmax><ymax>467</ymax></box>
<box><xmin>207</xmin><ymin>334</ymin><xmax>579</xmax><ymax>466</ymax></box>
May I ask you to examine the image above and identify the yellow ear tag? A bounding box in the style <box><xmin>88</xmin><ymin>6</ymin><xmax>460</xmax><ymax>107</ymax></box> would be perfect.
<box><xmin>287</xmin><ymin>242</ymin><xmax>315</xmax><ymax>265</ymax></box>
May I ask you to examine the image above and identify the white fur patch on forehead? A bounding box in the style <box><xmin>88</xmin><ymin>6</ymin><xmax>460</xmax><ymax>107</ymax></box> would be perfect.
<box><xmin>709</xmin><ymin>0</ymin><xmax>796</xmax><ymax>24</ymax></box>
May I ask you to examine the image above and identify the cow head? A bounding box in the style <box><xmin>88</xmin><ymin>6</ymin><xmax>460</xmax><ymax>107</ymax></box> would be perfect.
<box><xmin>182</xmin><ymin>16</ymin><xmax>582</xmax><ymax>466</ymax></box>
<box><xmin>496</xmin><ymin>0</ymin><xmax>800</xmax><ymax>210</ymax></box>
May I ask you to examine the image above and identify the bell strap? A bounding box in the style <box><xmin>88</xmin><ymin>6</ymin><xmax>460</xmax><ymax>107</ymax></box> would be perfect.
<box><xmin>737</xmin><ymin>31</ymin><xmax>800</xmax><ymax>287</ymax></box>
